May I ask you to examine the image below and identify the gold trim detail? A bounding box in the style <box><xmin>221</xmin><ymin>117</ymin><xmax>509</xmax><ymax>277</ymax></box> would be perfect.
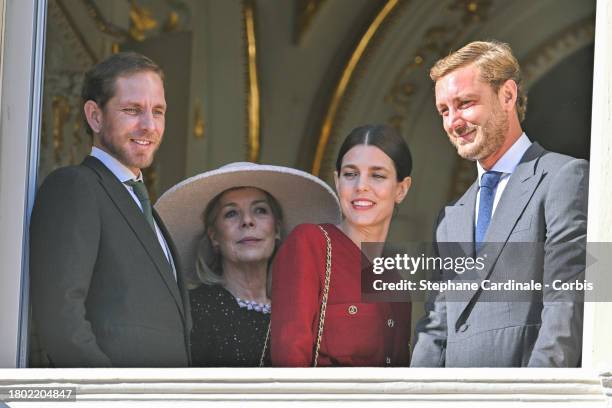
<box><xmin>80</xmin><ymin>0</ymin><xmax>161</xmax><ymax>42</ymax></box>
<box><xmin>311</xmin><ymin>0</ymin><xmax>399</xmax><ymax>176</ymax></box>
<box><xmin>81</xmin><ymin>0</ymin><xmax>129</xmax><ymax>40</ymax></box>
<box><xmin>128</xmin><ymin>0</ymin><xmax>159</xmax><ymax>42</ymax></box>
<box><xmin>243</xmin><ymin>0</ymin><xmax>261</xmax><ymax>163</ymax></box>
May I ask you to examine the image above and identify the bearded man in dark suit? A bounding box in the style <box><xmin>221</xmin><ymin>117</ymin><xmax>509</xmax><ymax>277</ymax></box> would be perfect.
<box><xmin>30</xmin><ymin>52</ymin><xmax>190</xmax><ymax>367</ymax></box>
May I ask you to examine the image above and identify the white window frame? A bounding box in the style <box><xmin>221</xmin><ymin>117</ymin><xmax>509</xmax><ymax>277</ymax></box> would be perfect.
<box><xmin>0</xmin><ymin>0</ymin><xmax>46</xmax><ymax>369</ymax></box>
<box><xmin>0</xmin><ymin>0</ymin><xmax>611</xmax><ymax>405</ymax></box>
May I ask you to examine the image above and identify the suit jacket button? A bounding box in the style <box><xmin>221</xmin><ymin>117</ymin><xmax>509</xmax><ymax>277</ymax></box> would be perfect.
<box><xmin>387</xmin><ymin>318</ymin><xmax>395</xmax><ymax>327</ymax></box>
<box><xmin>459</xmin><ymin>323</ymin><xmax>469</xmax><ymax>332</ymax></box>
<box><xmin>348</xmin><ymin>305</ymin><xmax>358</xmax><ymax>315</ymax></box>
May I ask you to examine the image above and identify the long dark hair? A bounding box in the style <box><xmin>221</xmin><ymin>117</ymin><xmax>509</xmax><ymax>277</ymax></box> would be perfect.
<box><xmin>335</xmin><ymin>124</ymin><xmax>412</xmax><ymax>180</ymax></box>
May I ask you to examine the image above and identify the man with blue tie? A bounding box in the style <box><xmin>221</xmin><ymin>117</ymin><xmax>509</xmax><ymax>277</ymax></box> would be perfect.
<box><xmin>30</xmin><ymin>52</ymin><xmax>190</xmax><ymax>367</ymax></box>
<box><xmin>411</xmin><ymin>41</ymin><xmax>588</xmax><ymax>367</ymax></box>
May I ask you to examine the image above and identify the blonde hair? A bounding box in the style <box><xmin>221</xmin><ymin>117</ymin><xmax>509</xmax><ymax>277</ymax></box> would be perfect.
<box><xmin>430</xmin><ymin>40</ymin><xmax>527</xmax><ymax>122</ymax></box>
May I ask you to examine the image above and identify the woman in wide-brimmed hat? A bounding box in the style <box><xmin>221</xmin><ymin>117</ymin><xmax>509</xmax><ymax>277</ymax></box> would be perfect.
<box><xmin>155</xmin><ymin>162</ymin><xmax>340</xmax><ymax>367</ymax></box>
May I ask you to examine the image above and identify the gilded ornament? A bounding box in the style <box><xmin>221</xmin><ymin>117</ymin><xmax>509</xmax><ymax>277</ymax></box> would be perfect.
<box><xmin>312</xmin><ymin>0</ymin><xmax>399</xmax><ymax>176</ymax></box>
<box><xmin>243</xmin><ymin>0</ymin><xmax>261</xmax><ymax>163</ymax></box>
<box><xmin>128</xmin><ymin>0</ymin><xmax>158</xmax><ymax>42</ymax></box>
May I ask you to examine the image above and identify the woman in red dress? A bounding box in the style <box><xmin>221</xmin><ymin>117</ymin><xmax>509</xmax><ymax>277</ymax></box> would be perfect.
<box><xmin>271</xmin><ymin>124</ymin><xmax>413</xmax><ymax>366</ymax></box>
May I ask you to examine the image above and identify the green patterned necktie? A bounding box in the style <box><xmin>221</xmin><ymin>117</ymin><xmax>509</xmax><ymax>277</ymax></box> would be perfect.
<box><xmin>124</xmin><ymin>179</ymin><xmax>155</xmax><ymax>231</ymax></box>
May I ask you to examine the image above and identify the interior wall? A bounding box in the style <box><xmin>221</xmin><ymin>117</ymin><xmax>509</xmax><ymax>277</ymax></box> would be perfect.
<box><xmin>254</xmin><ymin>0</ymin><xmax>380</xmax><ymax>169</ymax></box>
<box><xmin>187</xmin><ymin>0</ymin><xmax>594</xmax><ymax>244</ymax></box>
<box><xmin>35</xmin><ymin>0</ymin><xmax>597</xmax><ymax>227</ymax></box>
<box><xmin>313</xmin><ymin>0</ymin><xmax>596</xmax><ymax>243</ymax></box>
<box><xmin>126</xmin><ymin>31</ymin><xmax>193</xmax><ymax>197</ymax></box>
<box><xmin>189</xmin><ymin>0</ymin><xmax>247</xmax><ymax>173</ymax></box>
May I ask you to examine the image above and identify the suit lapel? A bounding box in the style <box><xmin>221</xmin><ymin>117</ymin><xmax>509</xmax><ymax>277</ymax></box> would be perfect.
<box><xmin>477</xmin><ymin>143</ymin><xmax>545</xmax><ymax>280</ymax></box>
<box><xmin>443</xmin><ymin>181</ymin><xmax>477</xmax><ymax>256</ymax></box>
<box><xmin>455</xmin><ymin>143</ymin><xmax>546</xmax><ymax>327</ymax></box>
<box><xmin>440</xmin><ymin>183</ymin><xmax>478</xmax><ymax>325</ymax></box>
<box><xmin>155</xmin><ymin>209</ymin><xmax>192</xmax><ymax>362</ymax></box>
<box><xmin>83</xmin><ymin>156</ymin><xmax>186</xmax><ymax>320</ymax></box>
<box><xmin>155</xmin><ymin>210</ymin><xmax>191</xmax><ymax>323</ymax></box>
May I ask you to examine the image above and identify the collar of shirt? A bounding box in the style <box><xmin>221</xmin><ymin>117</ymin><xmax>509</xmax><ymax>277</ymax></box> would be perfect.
<box><xmin>476</xmin><ymin>132</ymin><xmax>532</xmax><ymax>186</ymax></box>
<box><xmin>90</xmin><ymin>146</ymin><xmax>143</xmax><ymax>182</ymax></box>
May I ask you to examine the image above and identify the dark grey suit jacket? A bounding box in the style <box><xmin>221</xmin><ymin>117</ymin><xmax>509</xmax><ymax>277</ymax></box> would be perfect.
<box><xmin>411</xmin><ymin>143</ymin><xmax>588</xmax><ymax>367</ymax></box>
<box><xmin>30</xmin><ymin>156</ymin><xmax>191</xmax><ymax>367</ymax></box>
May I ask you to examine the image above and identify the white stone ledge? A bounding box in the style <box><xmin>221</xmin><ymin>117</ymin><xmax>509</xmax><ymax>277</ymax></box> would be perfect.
<box><xmin>0</xmin><ymin>368</ymin><xmax>609</xmax><ymax>406</ymax></box>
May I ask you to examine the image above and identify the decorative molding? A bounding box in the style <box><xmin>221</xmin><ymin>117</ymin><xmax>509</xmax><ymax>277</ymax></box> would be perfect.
<box><xmin>383</xmin><ymin>0</ymin><xmax>494</xmax><ymax>135</ymax></box>
<box><xmin>311</xmin><ymin>0</ymin><xmax>400</xmax><ymax>176</ymax></box>
<box><xmin>601</xmin><ymin>372</ymin><xmax>612</xmax><ymax>405</ymax></box>
<box><xmin>81</xmin><ymin>0</ymin><xmax>129</xmax><ymax>40</ymax></box>
<box><xmin>0</xmin><ymin>368</ymin><xmax>607</xmax><ymax>405</ymax></box>
<box><xmin>42</xmin><ymin>69</ymin><xmax>88</xmax><ymax>171</ymax></box>
<box><xmin>243</xmin><ymin>0</ymin><xmax>261</xmax><ymax>163</ymax></box>
<box><xmin>54</xmin><ymin>0</ymin><xmax>98</xmax><ymax>64</ymax></box>
<box><xmin>380</xmin><ymin>0</ymin><xmax>495</xmax><ymax>203</ymax></box>
<box><xmin>79</xmin><ymin>0</ymin><xmax>188</xmax><ymax>43</ymax></box>
<box><xmin>127</xmin><ymin>0</ymin><xmax>159</xmax><ymax>42</ymax></box>
<box><xmin>522</xmin><ymin>16</ymin><xmax>595</xmax><ymax>89</ymax></box>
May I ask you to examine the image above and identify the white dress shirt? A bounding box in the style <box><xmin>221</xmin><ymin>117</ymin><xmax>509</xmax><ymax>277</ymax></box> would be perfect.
<box><xmin>90</xmin><ymin>147</ymin><xmax>176</xmax><ymax>279</ymax></box>
<box><xmin>475</xmin><ymin>133</ymin><xmax>532</xmax><ymax>225</ymax></box>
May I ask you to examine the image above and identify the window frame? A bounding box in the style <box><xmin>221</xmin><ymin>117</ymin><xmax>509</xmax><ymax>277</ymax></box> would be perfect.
<box><xmin>0</xmin><ymin>0</ymin><xmax>611</xmax><ymax>404</ymax></box>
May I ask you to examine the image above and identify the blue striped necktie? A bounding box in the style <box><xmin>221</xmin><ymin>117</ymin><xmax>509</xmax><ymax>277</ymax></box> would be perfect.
<box><xmin>475</xmin><ymin>171</ymin><xmax>502</xmax><ymax>252</ymax></box>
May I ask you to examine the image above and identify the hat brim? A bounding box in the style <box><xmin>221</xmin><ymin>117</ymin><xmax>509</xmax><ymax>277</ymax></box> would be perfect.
<box><xmin>155</xmin><ymin>164</ymin><xmax>341</xmax><ymax>284</ymax></box>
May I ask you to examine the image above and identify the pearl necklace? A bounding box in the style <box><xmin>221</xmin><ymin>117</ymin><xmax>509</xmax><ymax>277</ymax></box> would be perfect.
<box><xmin>235</xmin><ymin>297</ymin><xmax>271</xmax><ymax>314</ymax></box>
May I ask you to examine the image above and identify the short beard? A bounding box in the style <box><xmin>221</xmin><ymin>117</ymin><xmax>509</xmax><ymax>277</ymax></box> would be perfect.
<box><xmin>98</xmin><ymin>134</ymin><xmax>157</xmax><ymax>171</ymax></box>
<box><xmin>452</xmin><ymin>104</ymin><xmax>508</xmax><ymax>162</ymax></box>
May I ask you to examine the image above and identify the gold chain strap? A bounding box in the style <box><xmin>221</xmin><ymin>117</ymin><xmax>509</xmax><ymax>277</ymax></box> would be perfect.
<box><xmin>313</xmin><ymin>225</ymin><xmax>332</xmax><ymax>367</ymax></box>
<box><xmin>259</xmin><ymin>320</ymin><xmax>271</xmax><ymax>367</ymax></box>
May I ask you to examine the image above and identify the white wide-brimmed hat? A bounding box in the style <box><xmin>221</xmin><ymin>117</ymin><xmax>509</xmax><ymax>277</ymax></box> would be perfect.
<box><xmin>155</xmin><ymin>162</ymin><xmax>341</xmax><ymax>284</ymax></box>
